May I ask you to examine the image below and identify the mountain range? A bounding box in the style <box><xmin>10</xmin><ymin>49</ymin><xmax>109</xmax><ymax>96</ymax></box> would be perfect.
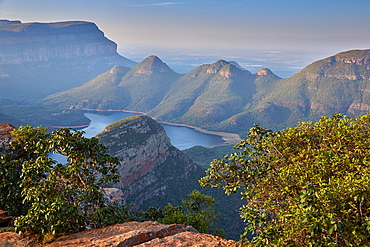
<box><xmin>43</xmin><ymin>49</ymin><xmax>370</xmax><ymax>135</ymax></box>
<box><xmin>1</xmin><ymin>20</ymin><xmax>369</xmax><ymax>135</ymax></box>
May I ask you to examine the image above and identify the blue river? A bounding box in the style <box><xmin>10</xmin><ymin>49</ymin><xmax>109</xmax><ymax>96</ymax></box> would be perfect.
<box><xmin>81</xmin><ymin>111</ymin><xmax>225</xmax><ymax>150</ymax></box>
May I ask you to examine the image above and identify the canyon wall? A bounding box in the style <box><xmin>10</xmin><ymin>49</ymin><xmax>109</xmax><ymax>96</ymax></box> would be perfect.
<box><xmin>0</xmin><ymin>20</ymin><xmax>130</xmax><ymax>65</ymax></box>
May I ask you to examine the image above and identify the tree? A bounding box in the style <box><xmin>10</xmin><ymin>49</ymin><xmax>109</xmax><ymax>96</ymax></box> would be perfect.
<box><xmin>200</xmin><ymin>114</ymin><xmax>370</xmax><ymax>246</ymax></box>
<box><xmin>152</xmin><ymin>190</ymin><xmax>222</xmax><ymax>235</ymax></box>
<box><xmin>0</xmin><ymin>126</ymin><xmax>120</xmax><ymax>240</ymax></box>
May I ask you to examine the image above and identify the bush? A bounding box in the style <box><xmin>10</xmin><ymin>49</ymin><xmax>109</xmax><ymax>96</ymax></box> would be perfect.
<box><xmin>200</xmin><ymin>114</ymin><xmax>370</xmax><ymax>246</ymax></box>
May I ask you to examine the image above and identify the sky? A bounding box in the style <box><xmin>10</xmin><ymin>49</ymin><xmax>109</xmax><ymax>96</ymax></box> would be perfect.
<box><xmin>1</xmin><ymin>0</ymin><xmax>370</xmax><ymax>77</ymax></box>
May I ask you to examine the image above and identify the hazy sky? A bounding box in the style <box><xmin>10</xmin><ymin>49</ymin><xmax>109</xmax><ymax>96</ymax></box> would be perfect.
<box><xmin>1</xmin><ymin>0</ymin><xmax>369</xmax><ymax>76</ymax></box>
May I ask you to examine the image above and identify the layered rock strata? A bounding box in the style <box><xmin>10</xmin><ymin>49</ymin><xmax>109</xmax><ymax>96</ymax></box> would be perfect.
<box><xmin>96</xmin><ymin>115</ymin><xmax>201</xmax><ymax>209</ymax></box>
<box><xmin>0</xmin><ymin>20</ymin><xmax>131</xmax><ymax>65</ymax></box>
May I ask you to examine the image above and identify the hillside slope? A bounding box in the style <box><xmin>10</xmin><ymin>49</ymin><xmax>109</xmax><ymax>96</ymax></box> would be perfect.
<box><xmin>43</xmin><ymin>49</ymin><xmax>370</xmax><ymax>134</ymax></box>
<box><xmin>241</xmin><ymin>49</ymin><xmax>370</xmax><ymax>129</ymax></box>
<box><xmin>44</xmin><ymin>56</ymin><xmax>181</xmax><ymax>111</ymax></box>
<box><xmin>148</xmin><ymin>60</ymin><xmax>258</xmax><ymax>128</ymax></box>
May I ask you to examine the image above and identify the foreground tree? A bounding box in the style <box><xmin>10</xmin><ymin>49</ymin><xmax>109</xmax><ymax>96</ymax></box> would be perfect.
<box><xmin>0</xmin><ymin>126</ymin><xmax>120</xmax><ymax>240</ymax></box>
<box><xmin>200</xmin><ymin>114</ymin><xmax>370</xmax><ymax>246</ymax></box>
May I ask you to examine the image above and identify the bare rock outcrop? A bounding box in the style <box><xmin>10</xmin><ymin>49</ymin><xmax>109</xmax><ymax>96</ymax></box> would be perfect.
<box><xmin>137</xmin><ymin>231</ymin><xmax>241</xmax><ymax>246</ymax></box>
<box><xmin>0</xmin><ymin>232</ymin><xmax>38</xmax><ymax>247</ymax></box>
<box><xmin>0</xmin><ymin>222</ymin><xmax>241</xmax><ymax>247</ymax></box>
<box><xmin>47</xmin><ymin>221</ymin><xmax>197</xmax><ymax>247</ymax></box>
<box><xmin>256</xmin><ymin>68</ymin><xmax>273</xmax><ymax>76</ymax></box>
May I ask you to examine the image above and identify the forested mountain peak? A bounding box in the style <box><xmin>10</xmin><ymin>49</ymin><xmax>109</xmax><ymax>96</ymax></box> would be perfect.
<box><xmin>206</xmin><ymin>60</ymin><xmax>230</xmax><ymax>74</ymax></box>
<box><xmin>334</xmin><ymin>49</ymin><xmax>370</xmax><ymax>64</ymax></box>
<box><xmin>132</xmin><ymin>55</ymin><xmax>176</xmax><ymax>75</ymax></box>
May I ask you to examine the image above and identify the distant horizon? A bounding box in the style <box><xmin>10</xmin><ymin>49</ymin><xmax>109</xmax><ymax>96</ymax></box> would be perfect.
<box><xmin>0</xmin><ymin>18</ymin><xmax>365</xmax><ymax>78</ymax></box>
<box><xmin>116</xmin><ymin>43</ymin><xmax>348</xmax><ymax>78</ymax></box>
<box><xmin>1</xmin><ymin>0</ymin><xmax>369</xmax><ymax>78</ymax></box>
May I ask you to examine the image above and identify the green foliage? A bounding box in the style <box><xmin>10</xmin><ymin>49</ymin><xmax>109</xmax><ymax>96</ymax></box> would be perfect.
<box><xmin>149</xmin><ymin>60</ymin><xmax>257</xmax><ymax>130</ymax></box>
<box><xmin>200</xmin><ymin>114</ymin><xmax>370</xmax><ymax>246</ymax></box>
<box><xmin>92</xmin><ymin>202</ymin><xmax>143</xmax><ymax>228</ymax></box>
<box><xmin>160</xmin><ymin>204</ymin><xmax>188</xmax><ymax>225</ymax></box>
<box><xmin>158</xmin><ymin>190</ymin><xmax>223</xmax><ymax>236</ymax></box>
<box><xmin>0</xmin><ymin>126</ymin><xmax>120</xmax><ymax>240</ymax></box>
<box><xmin>144</xmin><ymin>206</ymin><xmax>164</xmax><ymax>221</ymax></box>
<box><xmin>0</xmin><ymin>156</ymin><xmax>28</xmax><ymax>216</ymax></box>
<box><xmin>44</xmin><ymin>56</ymin><xmax>180</xmax><ymax>112</ymax></box>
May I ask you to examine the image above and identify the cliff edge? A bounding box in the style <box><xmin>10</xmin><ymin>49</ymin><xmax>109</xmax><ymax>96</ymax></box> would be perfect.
<box><xmin>96</xmin><ymin>115</ymin><xmax>204</xmax><ymax>209</ymax></box>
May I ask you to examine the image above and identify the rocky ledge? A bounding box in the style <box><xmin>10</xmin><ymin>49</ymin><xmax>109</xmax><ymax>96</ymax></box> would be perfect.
<box><xmin>0</xmin><ymin>221</ymin><xmax>241</xmax><ymax>247</ymax></box>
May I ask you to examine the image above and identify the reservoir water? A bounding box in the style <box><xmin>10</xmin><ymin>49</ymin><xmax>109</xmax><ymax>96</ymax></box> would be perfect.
<box><xmin>81</xmin><ymin>111</ymin><xmax>225</xmax><ymax>150</ymax></box>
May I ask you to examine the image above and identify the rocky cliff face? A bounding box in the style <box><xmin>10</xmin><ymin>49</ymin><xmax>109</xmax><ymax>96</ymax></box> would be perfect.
<box><xmin>0</xmin><ymin>20</ymin><xmax>130</xmax><ymax>65</ymax></box>
<box><xmin>96</xmin><ymin>115</ymin><xmax>203</xmax><ymax>209</ymax></box>
<box><xmin>0</xmin><ymin>20</ymin><xmax>136</xmax><ymax>101</ymax></box>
